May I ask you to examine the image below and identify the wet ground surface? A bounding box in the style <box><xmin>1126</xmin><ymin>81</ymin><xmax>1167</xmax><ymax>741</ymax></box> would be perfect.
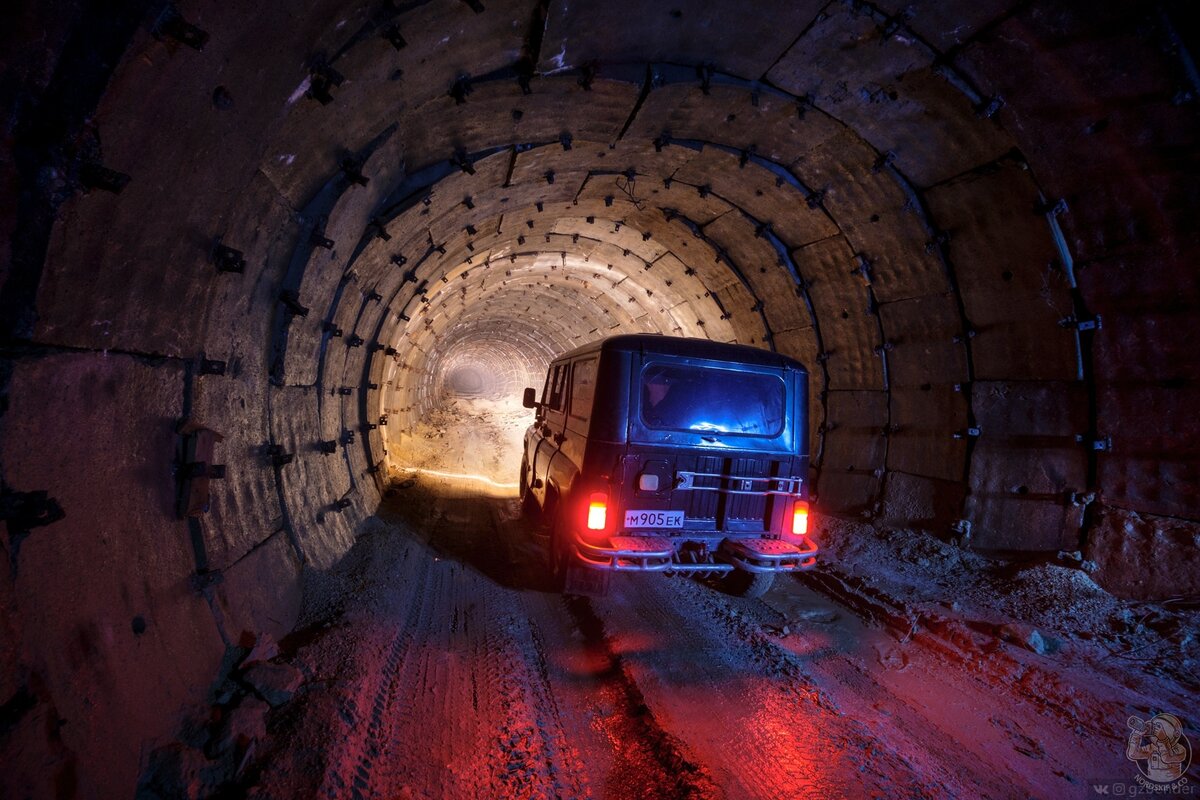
<box><xmin>202</xmin><ymin>473</ymin><xmax>1195</xmax><ymax>800</ymax></box>
<box><xmin>136</xmin><ymin>399</ymin><xmax>1195</xmax><ymax>799</ymax></box>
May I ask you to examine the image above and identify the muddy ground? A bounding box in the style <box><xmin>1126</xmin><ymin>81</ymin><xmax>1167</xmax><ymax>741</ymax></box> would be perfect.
<box><xmin>138</xmin><ymin>399</ymin><xmax>1198</xmax><ymax>799</ymax></box>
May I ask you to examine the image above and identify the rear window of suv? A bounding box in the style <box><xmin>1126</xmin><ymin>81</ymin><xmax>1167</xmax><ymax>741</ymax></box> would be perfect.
<box><xmin>640</xmin><ymin>363</ymin><xmax>785</xmax><ymax>436</ymax></box>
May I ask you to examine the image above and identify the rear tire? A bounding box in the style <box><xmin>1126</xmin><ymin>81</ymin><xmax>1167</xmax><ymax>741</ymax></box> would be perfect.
<box><xmin>519</xmin><ymin>458</ymin><xmax>538</xmax><ymax>519</ymax></box>
<box><xmin>720</xmin><ymin>569</ymin><xmax>775</xmax><ymax>599</ymax></box>
<box><xmin>548</xmin><ymin>509</ymin><xmax>572</xmax><ymax>592</ymax></box>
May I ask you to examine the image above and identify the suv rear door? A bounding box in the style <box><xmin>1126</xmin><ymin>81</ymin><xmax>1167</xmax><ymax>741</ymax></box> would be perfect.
<box><xmin>621</xmin><ymin>356</ymin><xmax>805</xmax><ymax>536</ymax></box>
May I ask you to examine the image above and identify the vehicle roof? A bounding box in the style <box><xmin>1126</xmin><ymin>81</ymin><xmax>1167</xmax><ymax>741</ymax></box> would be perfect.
<box><xmin>556</xmin><ymin>334</ymin><xmax>808</xmax><ymax>371</ymax></box>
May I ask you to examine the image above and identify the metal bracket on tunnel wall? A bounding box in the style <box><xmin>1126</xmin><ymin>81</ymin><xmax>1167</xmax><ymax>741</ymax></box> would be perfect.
<box><xmin>266</xmin><ymin>444</ymin><xmax>294</xmax><ymax>468</ymax></box>
<box><xmin>175</xmin><ymin>419</ymin><xmax>225</xmax><ymax>518</ymax></box>
<box><xmin>1078</xmin><ymin>434</ymin><xmax>1112</xmax><ymax>452</ymax></box>
<box><xmin>310</xmin><ymin>218</ymin><xmax>335</xmax><ymax>250</ymax></box>
<box><xmin>306</xmin><ymin>61</ymin><xmax>344</xmax><ymax>105</ymax></box>
<box><xmin>151</xmin><ymin>4</ymin><xmax>209</xmax><ymax>50</ymax></box>
<box><xmin>280</xmin><ymin>290</ymin><xmax>309</xmax><ymax>318</ymax></box>
<box><xmin>197</xmin><ymin>356</ymin><xmax>226</xmax><ymax>376</ymax></box>
<box><xmin>211</xmin><ymin>243</ymin><xmax>246</xmax><ymax>274</ymax></box>
<box><xmin>340</xmin><ymin>158</ymin><xmax>369</xmax><ymax>187</ymax></box>
<box><xmin>78</xmin><ymin>161</ymin><xmax>131</xmax><ymax>194</ymax></box>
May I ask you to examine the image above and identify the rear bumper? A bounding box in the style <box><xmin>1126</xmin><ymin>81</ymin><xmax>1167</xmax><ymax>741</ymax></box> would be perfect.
<box><xmin>573</xmin><ymin>533</ymin><xmax>819</xmax><ymax>573</ymax></box>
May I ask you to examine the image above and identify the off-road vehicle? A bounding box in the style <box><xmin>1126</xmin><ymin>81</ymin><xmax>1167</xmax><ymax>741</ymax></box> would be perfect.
<box><xmin>519</xmin><ymin>334</ymin><xmax>817</xmax><ymax>597</ymax></box>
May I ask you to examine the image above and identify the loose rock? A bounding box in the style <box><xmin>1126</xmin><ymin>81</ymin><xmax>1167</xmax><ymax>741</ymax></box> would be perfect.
<box><xmin>241</xmin><ymin>633</ymin><xmax>280</xmax><ymax>668</ymax></box>
<box><xmin>242</xmin><ymin>662</ymin><xmax>303</xmax><ymax>707</ymax></box>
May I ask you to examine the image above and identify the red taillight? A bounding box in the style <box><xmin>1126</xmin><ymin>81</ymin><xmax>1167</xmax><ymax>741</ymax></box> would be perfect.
<box><xmin>792</xmin><ymin>501</ymin><xmax>810</xmax><ymax>536</ymax></box>
<box><xmin>587</xmin><ymin>492</ymin><xmax>608</xmax><ymax>530</ymax></box>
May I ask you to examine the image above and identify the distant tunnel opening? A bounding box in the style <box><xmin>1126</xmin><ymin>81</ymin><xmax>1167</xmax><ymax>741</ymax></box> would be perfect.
<box><xmin>374</xmin><ymin>199</ymin><xmax>715</xmax><ymax>483</ymax></box>
<box><xmin>445</xmin><ymin>366</ymin><xmax>485</xmax><ymax>396</ymax></box>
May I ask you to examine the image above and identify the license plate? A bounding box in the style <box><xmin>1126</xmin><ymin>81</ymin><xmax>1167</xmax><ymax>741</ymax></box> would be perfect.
<box><xmin>623</xmin><ymin>509</ymin><xmax>684</xmax><ymax>529</ymax></box>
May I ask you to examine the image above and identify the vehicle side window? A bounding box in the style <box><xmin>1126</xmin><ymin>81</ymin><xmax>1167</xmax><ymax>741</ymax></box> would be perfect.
<box><xmin>569</xmin><ymin>358</ymin><xmax>598</xmax><ymax>421</ymax></box>
<box><xmin>540</xmin><ymin>367</ymin><xmax>552</xmax><ymax>407</ymax></box>
<box><xmin>547</xmin><ymin>363</ymin><xmax>569</xmax><ymax>412</ymax></box>
<box><xmin>536</xmin><ymin>368</ymin><xmax>553</xmax><ymax>418</ymax></box>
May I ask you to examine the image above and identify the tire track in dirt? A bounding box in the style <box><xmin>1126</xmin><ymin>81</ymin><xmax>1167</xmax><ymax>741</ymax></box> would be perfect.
<box><xmin>314</xmin><ymin>539</ymin><xmax>438</xmax><ymax>800</ymax></box>
<box><xmin>249</xmin><ymin>484</ymin><xmax>1042</xmax><ymax>799</ymax></box>
<box><xmin>344</xmin><ymin>489</ymin><xmax>597</xmax><ymax>799</ymax></box>
<box><xmin>587</xmin><ymin>577</ymin><xmax>946</xmax><ymax>800</ymax></box>
<box><xmin>360</xmin><ymin>496</ymin><xmax>499</xmax><ymax>798</ymax></box>
<box><xmin>490</xmin><ymin>491</ymin><xmax>723</xmax><ymax>798</ymax></box>
<box><xmin>778</xmin><ymin>570</ymin><xmax>1148</xmax><ymax>794</ymax></box>
<box><xmin>560</xmin><ymin>594</ymin><xmax>723</xmax><ymax>799</ymax></box>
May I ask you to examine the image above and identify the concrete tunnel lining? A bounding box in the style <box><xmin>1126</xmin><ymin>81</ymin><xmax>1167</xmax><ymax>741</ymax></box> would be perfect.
<box><xmin>1</xmin><ymin>0</ymin><xmax>1197</xmax><ymax>795</ymax></box>
<box><xmin>353</xmin><ymin>139</ymin><xmax>1053</xmax><ymax>501</ymax></box>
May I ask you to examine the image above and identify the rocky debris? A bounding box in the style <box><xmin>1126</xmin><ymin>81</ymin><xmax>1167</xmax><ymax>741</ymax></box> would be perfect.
<box><xmin>212</xmin><ymin>677</ymin><xmax>241</xmax><ymax>707</ymax></box>
<box><xmin>219</xmin><ymin>696</ymin><xmax>271</xmax><ymax>782</ymax></box>
<box><xmin>137</xmin><ymin>634</ymin><xmax>306</xmax><ymax>796</ymax></box>
<box><xmin>875</xmin><ymin>643</ymin><xmax>909</xmax><ymax>670</ymax></box>
<box><xmin>1056</xmin><ymin>549</ymin><xmax>1083</xmax><ymax>564</ymax></box>
<box><xmin>998</xmin><ymin>624</ymin><xmax>1058</xmax><ymax>655</ymax></box>
<box><xmin>136</xmin><ymin>742</ymin><xmax>230</xmax><ymax>800</ymax></box>
<box><xmin>242</xmin><ymin>662</ymin><xmax>303</xmax><ymax>707</ymax></box>
<box><xmin>812</xmin><ymin>518</ymin><xmax>1199</xmax><ymax>688</ymax></box>
<box><xmin>389</xmin><ymin>396</ymin><xmax>530</xmax><ymax>487</ymax></box>
<box><xmin>211</xmin><ymin>696</ymin><xmax>270</xmax><ymax>758</ymax></box>
<box><xmin>1084</xmin><ymin>504</ymin><xmax>1200</xmax><ymax>600</ymax></box>
<box><xmin>241</xmin><ymin>632</ymin><xmax>280</xmax><ymax>667</ymax></box>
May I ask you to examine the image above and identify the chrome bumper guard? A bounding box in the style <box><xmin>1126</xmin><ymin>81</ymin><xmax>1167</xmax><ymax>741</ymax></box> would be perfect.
<box><xmin>575</xmin><ymin>536</ymin><xmax>676</xmax><ymax>571</ymax></box>
<box><xmin>720</xmin><ymin>537</ymin><xmax>819</xmax><ymax>573</ymax></box>
<box><xmin>573</xmin><ymin>534</ymin><xmax>819</xmax><ymax>573</ymax></box>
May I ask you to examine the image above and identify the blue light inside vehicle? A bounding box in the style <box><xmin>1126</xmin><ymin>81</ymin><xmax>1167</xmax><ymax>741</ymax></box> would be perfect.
<box><xmin>641</xmin><ymin>363</ymin><xmax>785</xmax><ymax>437</ymax></box>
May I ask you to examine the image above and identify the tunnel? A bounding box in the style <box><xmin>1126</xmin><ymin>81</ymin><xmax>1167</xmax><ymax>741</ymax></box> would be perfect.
<box><xmin>1</xmin><ymin>0</ymin><xmax>1197</xmax><ymax>797</ymax></box>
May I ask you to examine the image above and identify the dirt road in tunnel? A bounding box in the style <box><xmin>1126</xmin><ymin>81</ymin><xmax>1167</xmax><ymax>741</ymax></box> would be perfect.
<box><xmin>231</xmin><ymin>472</ymin><xmax>1159</xmax><ymax>800</ymax></box>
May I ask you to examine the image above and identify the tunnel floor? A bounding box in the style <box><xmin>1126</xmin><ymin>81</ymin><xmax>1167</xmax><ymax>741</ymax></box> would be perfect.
<box><xmin>138</xmin><ymin>473</ymin><xmax>1197</xmax><ymax>798</ymax></box>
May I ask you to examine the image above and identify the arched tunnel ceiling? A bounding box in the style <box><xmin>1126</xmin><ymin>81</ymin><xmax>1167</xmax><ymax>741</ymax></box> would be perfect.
<box><xmin>1</xmin><ymin>2</ymin><xmax>1197</xmax><ymax>793</ymax></box>
<box><xmin>18</xmin><ymin>0</ymin><xmax>1199</xmax><ymax>541</ymax></box>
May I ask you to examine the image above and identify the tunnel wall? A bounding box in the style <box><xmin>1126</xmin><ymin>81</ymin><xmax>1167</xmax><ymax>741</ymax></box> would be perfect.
<box><xmin>0</xmin><ymin>3</ymin><xmax>385</xmax><ymax>793</ymax></box>
<box><xmin>1</xmin><ymin>0</ymin><xmax>1197</xmax><ymax>797</ymax></box>
<box><xmin>951</xmin><ymin>3</ymin><xmax>1199</xmax><ymax>592</ymax></box>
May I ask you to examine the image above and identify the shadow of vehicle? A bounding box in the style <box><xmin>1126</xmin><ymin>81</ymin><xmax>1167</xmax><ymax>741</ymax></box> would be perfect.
<box><xmin>377</xmin><ymin>478</ymin><xmax>559</xmax><ymax>593</ymax></box>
